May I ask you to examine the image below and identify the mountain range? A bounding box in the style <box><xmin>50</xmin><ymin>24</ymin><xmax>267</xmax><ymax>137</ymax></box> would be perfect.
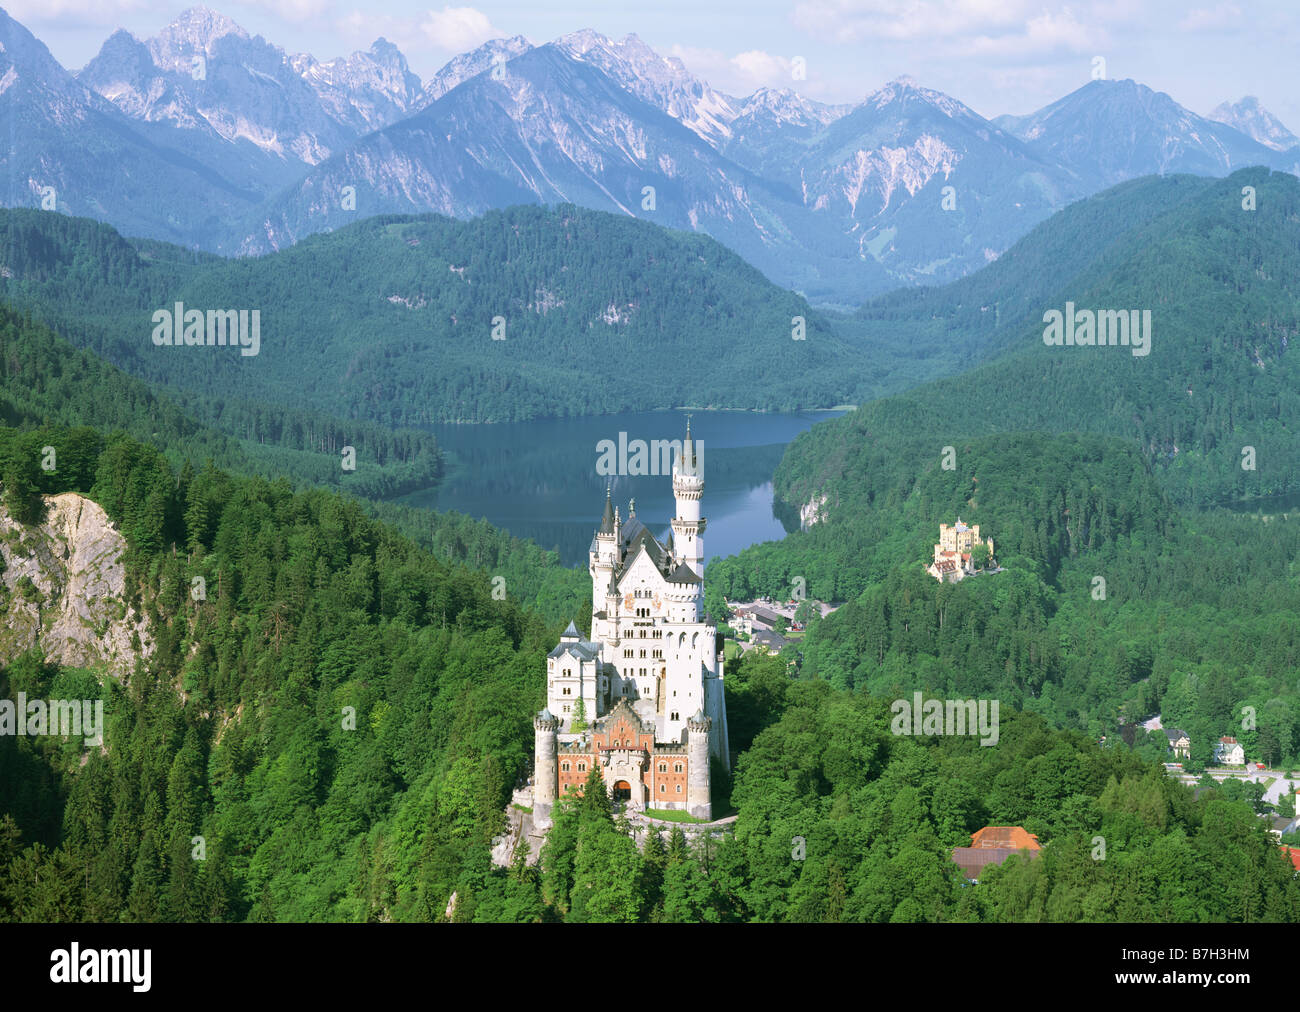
<box><xmin>4</xmin><ymin>5</ymin><xmax>1297</xmax><ymax>305</ymax></box>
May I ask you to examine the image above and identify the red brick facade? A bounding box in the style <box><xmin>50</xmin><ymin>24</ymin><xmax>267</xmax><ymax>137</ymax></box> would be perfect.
<box><xmin>555</xmin><ymin>703</ymin><xmax>689</xmax><ymax>804</ymax></box>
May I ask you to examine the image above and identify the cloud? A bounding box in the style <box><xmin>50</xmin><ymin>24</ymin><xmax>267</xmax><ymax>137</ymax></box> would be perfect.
<box><xmin>669</xmin><ymin>44</ymin><xmax>804</xmax><ymax>93</ymax></box>
<box><xmin>418</xmin><ymin>6</ymin><xmax>506</xmax><ymax>52</ymax></box>
<box><xmin>966</xmin><ymin>9</ymin><xmax>1102</xmax><ymax>58</ymax></box>
<box><xmin>731</xmin><ymin>50</ymin><xmax>797</xmax><ymax>87</ymax></box>
<box><xmin>338</xmin><ymin>5</ymin><xmax>504</xmax><ymax>53</ymax></box>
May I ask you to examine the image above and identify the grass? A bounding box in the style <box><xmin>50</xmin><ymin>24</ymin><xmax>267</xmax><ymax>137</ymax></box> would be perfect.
<box><xmin>645</xmin><ymin>808</ymin><xmax>709</xmax><ymax>824</ymax></box>
<box><xmin>511</xmin><ymin>803</ymin><xmax>533</xmax><ymax>813</ymax></box>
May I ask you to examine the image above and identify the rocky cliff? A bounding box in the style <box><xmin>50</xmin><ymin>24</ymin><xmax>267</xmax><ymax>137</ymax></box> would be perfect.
<box><xmin>0</xmin><ymin>492</ymin><xmax>153</xmax><ymax>676</ymax></box>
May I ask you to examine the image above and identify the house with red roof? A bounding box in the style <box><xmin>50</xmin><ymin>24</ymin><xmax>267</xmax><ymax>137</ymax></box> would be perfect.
<box><xmin>951</xmin><ymin>826</ymin><xmax>1042</xmax><ymax>882</ymax></box>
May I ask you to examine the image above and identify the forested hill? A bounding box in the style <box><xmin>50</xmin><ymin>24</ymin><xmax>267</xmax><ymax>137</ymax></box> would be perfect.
<box><xmin>0</xmin><ymin>205</ymin><xmax>870</xmax><ymax>425</ymax></box>
<box><xmin>0</xmin><ymin>426</ymin><xmax>555</xmax><ymax>920</ymax></box>
<box><xmin>0</xmin><ymin>304</ymin><xmax>587</xmax><ymax>623</ymax></box>
<box><xmin>2</xmin><ymin>435</ymin><xmax>1293</xmax><ymax>921</ymax></box>
<box><xmin>0</xmin><ymin>301</ymin><xmax>439</xmax><ymax>501</ymax></box>
<box><xmin>843</xmin><ymin>173</ymin><xmax>1217</xmax><ymax>372</ymax></box>
<box><xmin>778</xmin><ymin>167</ymin><xmax>1300</xmax><ymax>514</ymax></box>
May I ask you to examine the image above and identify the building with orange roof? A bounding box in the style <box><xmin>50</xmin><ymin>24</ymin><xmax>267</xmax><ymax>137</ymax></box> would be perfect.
<box><xmin>952</xmin><ymin>826</ymin><xmax>1042</xmax><ymax>882</ymax></box>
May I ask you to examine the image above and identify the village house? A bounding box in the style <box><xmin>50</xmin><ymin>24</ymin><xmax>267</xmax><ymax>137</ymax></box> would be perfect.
<box><xmin>1214</xmin><ymin>736</ymin><xmax>1245</xmax><ymax>766</ymax></box>
<box><xmin>1164</xmin><ymin>728</ymin><xmax>1190</xmax><ymax>759</ymax></box>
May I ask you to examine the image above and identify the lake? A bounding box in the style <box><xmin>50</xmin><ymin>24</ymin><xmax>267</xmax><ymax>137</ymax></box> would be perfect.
<box><xmin>397</xmin><ymin>410</ymin><xmax>848</xmax><ymax>566</ymax></box>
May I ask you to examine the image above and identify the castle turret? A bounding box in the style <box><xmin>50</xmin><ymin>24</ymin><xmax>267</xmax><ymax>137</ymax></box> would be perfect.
<box><xmin>671</xmin><ymin>418</ymin><xmax>706</xmax><ymax>580</ymax></box>
<box><xmin>686</xmin><ymin>709</ymin><xmax>712</xmax><ymax>821</ymax></box>
<box><xmin>533</xmin><ymin>708</ymin><xmax>559</xmax><ymax>828</ymax></box>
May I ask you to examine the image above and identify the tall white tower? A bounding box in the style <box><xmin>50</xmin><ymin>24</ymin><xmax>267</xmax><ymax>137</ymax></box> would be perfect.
<box><xmin>670</xmin><ymin>418</ymin><xmax>705</xmax><ymax>579</ymax></box>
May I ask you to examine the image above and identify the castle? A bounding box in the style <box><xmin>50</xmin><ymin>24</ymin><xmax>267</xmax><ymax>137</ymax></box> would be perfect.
<box><xmin>532</xmin><ymin>421</ymin><xmax>729</xmax><ymax>826</ymax></box>
<box><xmin>926</xmin><ymin>517</ymin><xmax>994</xmax><ymax>582</ymax></box>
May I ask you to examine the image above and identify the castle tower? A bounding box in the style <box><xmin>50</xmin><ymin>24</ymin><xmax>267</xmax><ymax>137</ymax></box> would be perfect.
<box><xmin>671</xmin><ymin>418</ymin><xmax>706</xmax><ymax>580</ymax></box>
<box><xmin>686</xmin><ymin>709</ymin><xmax>712</xmax><ymax>821</ymax></box>
<box><xmin>533</xmin><ymin>708</ymin><xmax>559</xmax><ymax>828</ymax></box>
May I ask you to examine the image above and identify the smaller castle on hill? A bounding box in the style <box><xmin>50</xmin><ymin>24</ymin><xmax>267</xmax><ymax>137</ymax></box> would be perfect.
<box><xmin>927</xmin><ymin>518</ymin><xmax>994</xmax><ymax>583</ymax></box>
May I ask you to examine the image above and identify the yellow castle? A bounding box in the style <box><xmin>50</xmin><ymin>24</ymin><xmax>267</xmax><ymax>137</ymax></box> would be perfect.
<box><xmin>927</xmin><ymin>518</ymin><xmax>994</xmax><ymax>582</ymax></box>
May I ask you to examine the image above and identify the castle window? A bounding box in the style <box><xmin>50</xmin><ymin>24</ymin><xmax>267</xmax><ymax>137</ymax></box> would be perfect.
<box><xmin>561</xmin><ymin>762</ymin><xmax>570</xmax><ymax>772</ymax></box>
<box><xmin>577</xmin><ymin>762</ymin><xmax>586</xmax><ymax>772</ymax></box>
<box><xmin>675</xmin><ymin>785</ymin><xmax>682</xmax><ymax>794</ymax></box>
<box><xmin>563</xmin><ymin>705</ymin><xmax>571</xmax><ymax>714</ymax></box>
<box><xmin>658</xmin><ymin>763</ymin><xmax>667</xmax><ymax>773</ymax></box>
<box><xmin>674</xmin><ymin>763</ymin><xmax>683</xmax><ymax>774</ymax></box>
<box><xmin>660</xmin><ymin>784</ymin><xmax>666</xmax><ymax>792</ymax></box>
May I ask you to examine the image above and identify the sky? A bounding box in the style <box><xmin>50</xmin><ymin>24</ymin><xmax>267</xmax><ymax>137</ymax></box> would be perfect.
<box><xmin>10</xmin><ymin>0</ymin><xmax>1300</xmax><ymax>124</ymax></box>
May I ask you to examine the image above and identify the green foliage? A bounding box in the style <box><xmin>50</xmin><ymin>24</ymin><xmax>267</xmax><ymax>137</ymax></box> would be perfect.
<box><xmin>0</xmin><ymin>205</ymin><xmax>876</xmax><ymax>425</ymax></box>
<box><xmin>0</xmin><ymin>427</ymin><xmax>552</xmax><ymax>922</ymax></box>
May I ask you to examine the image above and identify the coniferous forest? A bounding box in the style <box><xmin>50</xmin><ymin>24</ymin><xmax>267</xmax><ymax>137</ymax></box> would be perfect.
<box><xmin>3</xmin><ymin>7</ymin><xmax>1300</xmax><ymax>957</ymax></box>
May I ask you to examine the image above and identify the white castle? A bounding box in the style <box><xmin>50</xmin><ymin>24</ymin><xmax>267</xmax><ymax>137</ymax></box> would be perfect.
<box><xmin>533</xmin><ymin>420</ymin><xmax>730</xmax><ymax>824</ymax></box>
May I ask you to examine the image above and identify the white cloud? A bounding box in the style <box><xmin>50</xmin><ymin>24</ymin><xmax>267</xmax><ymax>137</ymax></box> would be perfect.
<box><xmin>670</xmin><ymin>45</ymin><xmax>810</xmax><ymax>94</ymax></box>
<box><xmin>731</xmin><ymin>50</ymin><xmax>797</xmax><ymax>87</ymax></box>
<box><xmin>966</xmin><ymin>9</ymin><xmax>1102</xmax><ymax>58</ymax></box>
<box><xmin>418</xmin><ymin>6</ymin><xmax>505</xmax><ymax>52</ymax></box>
<box><xmin>338</xmin><ymin>5</ymin><xmax>503</xmax><ymax>55</ymax></box>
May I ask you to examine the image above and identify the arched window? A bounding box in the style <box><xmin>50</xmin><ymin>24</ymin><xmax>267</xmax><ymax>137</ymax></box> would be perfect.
<box><xmin>675</xmin><ymin>784</ymin><xmax>682</xmax><ymax>794</ymax></box>
<box><xmin>577</xmin><ymin>762</ymin><xmax>586</xmax><ymax>772</ymax></box>
<box><xmin>561</xmin><ymin>762</ymin><xmax>570</xmax><ymax>772</ymax></box>
<box><xmin>674</xmin><ymin>763</ymin><xmax>683</xmax><ymax>774</ymax></box>
<box><xmin>658</xmin><ymin>763</ymin><xmax>667</xmax><ymax>773</ymax></box>
<box><xmin>660</xmin><ymin>784</ymin><xmax>666</xmax><ymax>792</ymax></box>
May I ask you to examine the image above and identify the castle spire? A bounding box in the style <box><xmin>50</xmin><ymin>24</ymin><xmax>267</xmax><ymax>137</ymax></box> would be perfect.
<box><xmin>599</xmin><ymin>485</ymin><xmax>615</xmax><ymax>534</ymax></box>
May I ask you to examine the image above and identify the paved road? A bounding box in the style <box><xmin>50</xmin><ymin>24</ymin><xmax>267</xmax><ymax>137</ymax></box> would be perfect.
<box><xmin>1167</xmin><ymin>765</ymin><xmax>1299</xmax><ymax>805</ymax></box>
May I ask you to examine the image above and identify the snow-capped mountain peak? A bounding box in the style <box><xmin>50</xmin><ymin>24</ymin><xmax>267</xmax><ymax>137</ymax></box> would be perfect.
<box><xmin>738</xmin><ymin>87</ymin><xmax>845</xmax><ymax>127</ymax></box>
<box><xmin>147</xmin><ymin>5</ymin><xmax>247</xmax><ymax>70</ymax></box>
<box><xmin>421</xmin><ymin>35</ymin><xmax>532</xmax><ymax>104</ymax></box>
<box><xmin>862</xmin><ymin>75</ymin><xmax>971</xmax><ymax>121</ymax></box>
<box><xmin>1208</xmin><ymin>95</ymin><xmax>1299</xmax><ymax>152</ymax></box>
<box><xmin>553</xmin><ymin>28</ymin><xmax>739</xmax><ymax>146</ymax></box>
